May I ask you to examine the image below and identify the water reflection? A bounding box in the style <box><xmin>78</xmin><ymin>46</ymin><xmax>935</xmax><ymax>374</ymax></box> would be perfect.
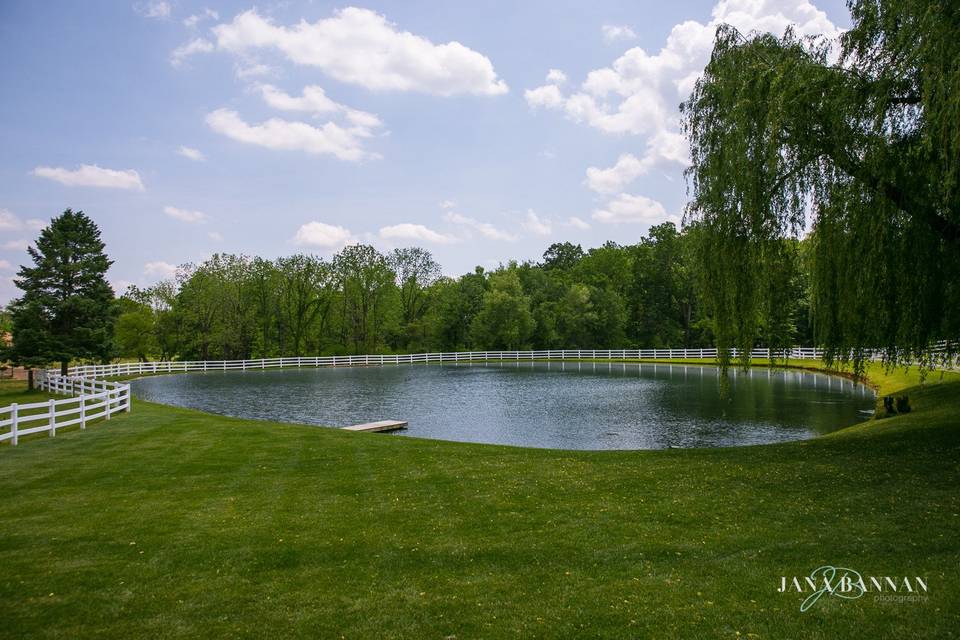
<box><xmin>132</xmin><ymin>362</ymin><xmax>875</xmax><ymax>450</ymax></box>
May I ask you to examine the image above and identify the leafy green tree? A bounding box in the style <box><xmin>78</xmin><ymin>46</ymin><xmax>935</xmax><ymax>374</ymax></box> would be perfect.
<box><xmin>681</xmin><ymin>3</ymin><xmax>960</xmax><ymax>372</ymax></box>
<box><xmin>431</xmin><ymin>268</ymin><xmax>487</xmax><ymax>350</ymax></box>
<box><xmin>275</xmin><ymin>254</ymin><xmax>334</xmax><ymax>355</ymax></box>
<box><xmin>333</xmin><ymin>244</ymin><xmax>397</xmax><ymax>353</ymax></box>
<box><xmin>630</xmin><ymin>223</ymin><xmax>701</xmax><ymax>348</ymax></box>
<box><xmin>115</xmin><ymin>287</ymin><xmax>158</xmax><ymax>361</ymax></box>
<box><xmin>147</xmin><ymin>280</ymin><xmax>182</xmax><ymax>360</ymax></box>
<box><xmin>10</xmin><ymin>209</ymin><xmax>116</xmax><ymax>379</ymax></box>
<box><xmin>249</xmin><ymin>257</ymin><xmax>280</xmax><ymax>357</ymax></box>
<box><xmin>388</xmin><ymin>247</ymin><xmax>441</xmax><ymax>349</ymax></box>
<box><xmin>470</xmin><ymin>269</ymin><xmax>533</xmax><ymax>350</ymax></box>
<box><xmin>555</xmin><ymin>283</ymin><xmax>597</xmax><ymax>348</ymax></box>
<box><xmin>542</xmin><ymin>242</ymin><xmax>584</xmax><ymax>272</ymax></box>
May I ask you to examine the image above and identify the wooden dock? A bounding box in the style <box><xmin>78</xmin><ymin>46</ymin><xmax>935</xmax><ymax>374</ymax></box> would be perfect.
<box><xmin>342</xmin><ymin>419</ymin><xmax>408</xmax><ymax>433</ymax></box>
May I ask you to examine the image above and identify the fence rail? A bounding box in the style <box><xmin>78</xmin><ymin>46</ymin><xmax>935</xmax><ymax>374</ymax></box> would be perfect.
<box><xmin>0</xmin><ymin>374</ymin><xmax>130</xmax><ymax>446</ymax></box>
<box><xmin>63</xmin><ymin>347</ymin><xmax>831</xmax><ymax>378</ymax></box>
<box><xmin>4</xmin><ymin>342</ymin><xmax>955</xmax><ymax>447</ymax></box>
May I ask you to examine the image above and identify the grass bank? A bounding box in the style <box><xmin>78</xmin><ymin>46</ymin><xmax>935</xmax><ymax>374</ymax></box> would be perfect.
<box><xmin>0</xmin><ymin>365</ymin><xmax>958</xmax><ymax>638</ymax></box>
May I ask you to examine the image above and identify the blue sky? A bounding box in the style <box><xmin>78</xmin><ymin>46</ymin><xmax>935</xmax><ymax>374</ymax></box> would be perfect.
<box><xmin>0</xmin><ymin>0</ymin><xmax>850</xmax><ymax>302</ymax></box>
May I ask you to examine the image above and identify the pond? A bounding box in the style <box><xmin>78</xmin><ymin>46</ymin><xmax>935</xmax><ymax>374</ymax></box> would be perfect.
<box><xmin>131</xmin><ymin>361</ymin><xmax>875</xmax><ymax>450</ymax></box>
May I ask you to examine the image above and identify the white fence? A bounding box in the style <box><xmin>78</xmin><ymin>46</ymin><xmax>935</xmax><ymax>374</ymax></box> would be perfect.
<box><xmin>0</xmin><ymin>373</ymin><xmax>130</xmax><ymax>446</ymax></box>
<box><xmin>62</xmin><ymin>347</ymin><xmax>830</xmax><ymax>378</ymax></box>
<box><xmin>4</xmin><ymin>342</ymin><xmax>955</xmax><ymax>447</ymax></box>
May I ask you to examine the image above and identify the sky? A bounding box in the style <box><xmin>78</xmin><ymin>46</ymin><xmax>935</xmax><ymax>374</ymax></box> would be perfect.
<box><xmin>0</xmin><ymin>0</ymin><xmax>851</xmax><ymax>303</ymax></box>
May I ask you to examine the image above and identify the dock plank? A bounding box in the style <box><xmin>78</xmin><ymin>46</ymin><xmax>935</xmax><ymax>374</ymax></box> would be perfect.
<box><xmin>342</xmin><ymin>420</ymin><xmax>408</xmax><ymax>432</ymax></box>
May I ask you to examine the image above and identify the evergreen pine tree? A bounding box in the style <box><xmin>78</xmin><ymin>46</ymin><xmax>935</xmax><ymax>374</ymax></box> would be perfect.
<box><xmin>10</xmin><ymin>209</ymin><xmax>116</xmax><ymax>382</ymax></box>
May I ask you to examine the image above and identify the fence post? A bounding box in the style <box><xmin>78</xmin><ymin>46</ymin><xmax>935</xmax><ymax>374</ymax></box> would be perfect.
<box><xmin>105</xmin><ymin>391</ymin><xmax>112</xmax><ymax>420</ymax></box>
<box><xmin>10</xmin><ymin>403</ymin><xmax>18</xmax><ymax>446</ymax></box>
<box><xmin>125</xmin><ymin>386</ymin><xmax>131</xmax><ymax>412</ymax></box>
<box><xmin>80</xmin><ymin>396</ymin><xmax>86</xmax><ymax>429</ymax></box>
<box><xmin>48</xmin><ymin>399</ymin><xmax>56</xmax><ymax>437</ymax></box>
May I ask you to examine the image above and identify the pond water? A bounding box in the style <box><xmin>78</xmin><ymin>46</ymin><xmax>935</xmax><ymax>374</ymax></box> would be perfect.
<box><xmin>131</xmin><ymin>361</ymin><xmax>875</xmax><ymax>450</ymax></box>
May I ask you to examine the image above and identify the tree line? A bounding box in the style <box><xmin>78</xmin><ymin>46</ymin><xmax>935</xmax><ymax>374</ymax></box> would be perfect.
<box><xmin>111</xmin><ymin>222</ymin><xmax>813</xmax><ymax>362</ymax></box>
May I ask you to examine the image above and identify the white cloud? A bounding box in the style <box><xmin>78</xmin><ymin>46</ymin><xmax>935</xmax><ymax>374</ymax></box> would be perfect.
<box><xmin>164</xmin><ymin>206</ymin><xmax>207</xmax><ymax>224</ymax></box>
<box><xmin>521</xmin><ymin>210</ymin><xmax>552</xmax><ymax>236</ymax></box>
<box><xmin>207</xmin><ymin>231</ymin><xmax>224</xmax><ymax>242</ymax></box>
<box><xmin>439</xmin><ymin>200</ymin><xmax>457</xmax><ymax>209</ymax></box>
<box><xmin>235</xmin><ymin>63</ymin><xmax>273</xmax><ymax>79</ymax></box>
<box><xmin>445</xmin><ymin>212</ymin><xmax>517</xmax><ymax>242</ymax></box>
<box><xmin>0</xmin><ymin>210</ymin><xmax>20</xmax><ymax>231</ymax></box>
<box><xmin>258</xmin><ymin>84</ymin><xmax>383</xmax><ymax>129</ymax></box>
<box><xmin>0</xmin><ymin>210</ymin><xmax>46</xmax><ymax>232</ymax></box>
<box><xmin>593</xmin><ymin>193</ymin><xmax>676</xmax><ymax>225</ymax></box>
<box><xmin>135</xmin><ymin>1</ymin><xmax>171</xmax><ymax>19</ymax></box>
<box><xmin>602</xmin><ymin>24</ymin><xmax>637</xmax><ymax>42</ymax></box>
<box><xmin>0</xmin><ymin>260</ymin><xmax>13</xmax><ymax>271</ymax></box>
<box><xmin>524</xmin><ymin>84</ymin><xmax>564</xmax><ymax>110</ymax></box>
<box><xmin>545</xmin><ymin>69</ymin><xmax>567</xmax><ymax>85</ymax></box>
<box><xmin>184</xmin><ymin>8</ymin><xmax>218</xmax><ymax>28</ymax></box>
<box><xmin>111</xmin><ymin>279</ymin><xmax>136</xmax><ymax>295</ymax></box>
<box><xmin>177</xmin><ymin>145</ymin><xmax>205</xmax><ymax>161</ymax></box>
<box><xmin>212</xmin><ymin>8</ymin><xmax>508</xmax><ymax>96</ymax></box>
<box><xmin>31</xmin><ymin>164</ymin><xmax>144</xmax><ymax>190</ymax></box>
<box><xmin>379</xmin><ymin>223</ymin><xmax>457</xmax><ymax>245</ymax></box>
<box><xmin>566</xmin><ymin>216</ymin><xmax>591</xmax><ymax>230</ymax></box>
<box><xmin>292</xmin><ymin>221</ymin><xmax>356</xmax><ymax>248</ymax></box>
<box><xmin>1</xmin><ymin>240</ymin><xmax>29</xmax><ymax>251</ymax></box>
<box><xmin>170</xmin><ymin>38</ymin><xmax>214</xmax><ymax>67</ymax></box>
<box><xmin>206</xmin><ymin>108</ymin><xmax>378</xmax><ymax>162</ymax></box>
<box><xmin>144</xmin><ymin>261</ymin><xmax>178</xmax><ymax>279</ymax></box>
<box><xmin>527</xmin><ymin>0</ymin><xmax>841</xmax><ymax>172</ymax></box>
<box><xmin>586</xmin><ymin>153</ymin><xmax>649</xmax><ymax>193</ymax></box>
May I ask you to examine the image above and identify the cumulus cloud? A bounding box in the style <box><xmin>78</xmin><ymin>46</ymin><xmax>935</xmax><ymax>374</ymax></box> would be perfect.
<box><xmin>527</xmin><ymin>0</ymin><xmax>841</xmax><ymax>171</ymax></box>
<box><xmin>111</xmin><ymin>279</ymin><xmax>136</xmax><ymax>295</ymax></box>
<box><xmin>439</xmin><ymin>200</ymin><xmax>457</xmax><ymax>210</ymax></box>
<box><xmin>164</xmin><ymin>206</ymin><xmax>207</xmax><ymax>224</ymax></box>
<box><xmin>0</xmin><ymin>210</ymin><xmax>18</xmax><ymax>231</ymax></box>
<box><xmin>524</xmin><ymin>84</ymin><xmax>564</xmax><ymax>110</ymax></box>
<box><xmin>135</xmin><ymin>1</ymin><xmax>170</xmax><ymax>19</ymax></box>
<box><xmin>546</xmin><ymin>69</ymin><xmax>567</xmax><ymax>85</ymax></box>
<box><xmin>258</xmin><ymin>84</ymin><xmax>383</xmax><ymax>129</ymax></box>
<box><xmin>521</xmin><ymin>210</ymin><xmax>552</xmax><ymax>236</ymax></box>
<box><xmin>144</xmin><ymin>261</ymin><xmax>178</xmax><ymax>279</ymax></box>
<box><xmin>379</xmin><ymin>223</ymin><xmax>457</xmax><ymax>245</ymax></box>
<box><xmin>170</xmin><ymin>38</ymin><xmax>214</xmax><ymax>67</ymax></box>
<box><xmin>206</xmin><ymin>108</ymin><xmax>379</xmax><ymax>162</ymax></box>
<box><xmin>212</xmin><ymin>8</ymin><xmax>508</xmax><ymax>96</ymax></box>
<box><xmin>177</xmin><ymin>145</ymin><xmax>205</xmax><ymax>161</ymax></box>
<box><xmin>184</xmin><ymin>8</ymin><xmax>218</xmax><ymax>28</ymax></box>
<box><xmin>292</xmin><ymin>221</ymin><xmax>356</xmax><ymax>248</ymax></box>
<box><xmin>32</xmin><ymin>164</ymin><xmax>144</xmax><ymax>190</ymax></box>
<box><xmin>566</xmin><ymin>216</ymin><xmax>591</xmax><ymax>230</ymax></box>
<box><xmin>235</xmin><ymin>63</ymin><xmax>274</xmax><ymax>79</ymax></box>
<box><xmin>1</xmin><ymin>240</ymin><xmax>29</xmax><ymax>251</ymax></box>
<box><xmin>586</xmin><ymin>153</ymin><xmax>649</xmax><ymax>193</ymax></box>
<box><xmin>445</xmin><ymin>212</ymin><xmax>517</xmax><ymax>242</ymax></box>
<box><xmin>0</xmin><ymin>209</ymin><xmax>45</xmax><ymax>232</ymax></box>
<box><xmin>592</xmin><ymin>193</ymin><xmax>676</xmax><ymax>225</ymax></box>
<box><xmin>602</xmin><ymin>24</ymin><xmax>637</xmax><ymax>42</ymax></box>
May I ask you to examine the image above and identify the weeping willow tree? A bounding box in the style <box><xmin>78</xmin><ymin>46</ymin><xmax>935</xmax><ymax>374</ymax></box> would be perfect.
<box><xmin>681</xmin><ymin>0</ymin><xmax>960</xmax><ymax>376</ymax></box>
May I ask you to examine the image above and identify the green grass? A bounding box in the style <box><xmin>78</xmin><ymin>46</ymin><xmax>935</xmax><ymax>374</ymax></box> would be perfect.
<box><xmin>0</xmin><ymin>366</ymin><xmax>958</xmax><ymax>638</ymax></box>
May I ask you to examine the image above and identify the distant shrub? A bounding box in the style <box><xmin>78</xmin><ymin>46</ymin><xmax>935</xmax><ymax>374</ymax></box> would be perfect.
<box><xmin>896</xmin><ymin>396</ymin><xmax>911</xmax><ymax>413</ymax></box>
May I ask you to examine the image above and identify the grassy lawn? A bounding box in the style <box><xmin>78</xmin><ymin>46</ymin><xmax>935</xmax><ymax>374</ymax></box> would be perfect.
<box><xmin>1</xmin><ymin>365</ymin><xmax>958</xmax><ymax>638</ymax></box>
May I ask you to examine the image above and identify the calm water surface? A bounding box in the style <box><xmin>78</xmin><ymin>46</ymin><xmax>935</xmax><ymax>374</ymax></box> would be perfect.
<box><xmin>132</xmin><ymin>362</ymin><xmax>875</xmax><ymax>450</ymax></box>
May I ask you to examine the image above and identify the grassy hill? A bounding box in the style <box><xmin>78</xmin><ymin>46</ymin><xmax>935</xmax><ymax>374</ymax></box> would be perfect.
<box><xmin>0</xmin><ymin>365</ymin><xmax>958</xmax><ymax>638</ymax></box>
